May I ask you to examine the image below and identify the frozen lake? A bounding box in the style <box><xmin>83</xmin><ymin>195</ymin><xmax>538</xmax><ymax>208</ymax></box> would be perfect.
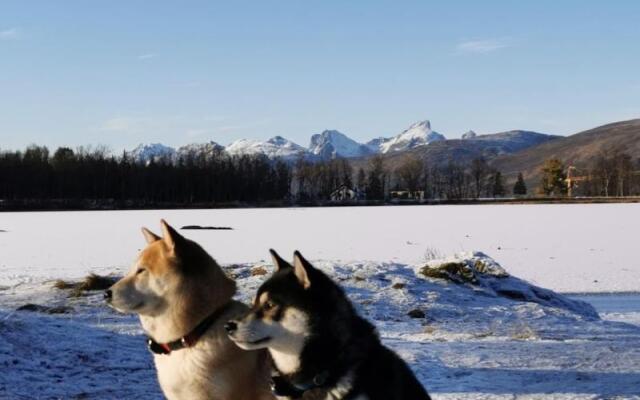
<box><xmin>1</xmin><ymin>203</ymin><xmax>638</xmax><ymax>292</ymax></box>
<box><xmin>570</xmin><ymin>293</ymin><xmax>640</xmax><ymax>314</ymax></box>
<box><xmin>569</xmin><ymin>293</ymin><xmax>640</xmax><ymax>327</ymax></box>
<box><xmin>2</xmin><ymin>204</ymin><xmax>640</xmax><ymax>399</ymax></box>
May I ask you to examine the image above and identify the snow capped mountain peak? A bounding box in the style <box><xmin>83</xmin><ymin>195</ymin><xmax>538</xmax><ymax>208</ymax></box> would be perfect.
<box><xmin>462</xmin><ymin>130</ymin><xmax>477</xmax><ymax>140</ymax></box>
<box><xmin>408</xmin><ymin>120</ymin><xmax>431</xmax><ymax>131</ymax></box>
<box><xmin>176</xmin><ymin>141</ymin><xmax>225</xmax><ymax>160</ymax></box>
<box><xmin>266</xmin><ymin>135</ymin><xmax>293</xmax><ymax>147</ymax></box>
<box><xmin>124</xmin><ymin>119</ymin><xmax>556</xmax><ymax>163</ymax></box>
<box><xmin>129</xmin><ymin>143</ymin><xmax>176</xmax><ymax>164</ymax></box>
<box><xmin>309</xmin><ymin>130</ymin><xmax>372</xmax><ymax>159</ymax></box>
<box><xmin>226</xmin><ymin>136</ymin><xmax>305</xmax><ymax>160</ymax></box>
<box><xmin>372</xmin><ymin>119</ymin><xmax>446</xmax><ymax>154</ymax></box>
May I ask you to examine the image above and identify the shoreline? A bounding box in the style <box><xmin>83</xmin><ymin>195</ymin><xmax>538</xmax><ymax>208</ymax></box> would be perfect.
<box><xmin>1</xmin><ymin>196</ymin><xmax>639</xmax><ymax>212</ymax></box>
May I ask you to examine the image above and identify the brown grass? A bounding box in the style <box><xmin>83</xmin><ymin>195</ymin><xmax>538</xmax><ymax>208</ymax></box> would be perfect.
<box><xmin>420</xmin><ymin>262</ymin><xmax>477</xmax><ymax>284</ymax></box>
<box><xmin>53</xmin><ymin>274</ymin><xmax>118</xmax><ymax>297</ymax></box>
<box><xmin>250</xmin><ymin>266</ymin><xmax>268</xmax><ymax>276</ymax></box>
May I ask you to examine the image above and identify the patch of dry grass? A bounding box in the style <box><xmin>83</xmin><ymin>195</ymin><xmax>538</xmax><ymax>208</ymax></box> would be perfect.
<box><xmin>420</xmin><ymin>262</ymin><xmax>477</xmax><ymax>284</ymax></box>
<box><xmin>250</xmin><ymin>266</ymin><xmax>269</xmax><ymax>276</ymax></box>
<box><xmin>423</xmin><ymin>247</ymin><xmax>443</xmax><ymax>262</ymax></box>
<box><xmin>53</xmin><ymin>274</ymin><xmax>118</xmax><ymax>297</ymax></box>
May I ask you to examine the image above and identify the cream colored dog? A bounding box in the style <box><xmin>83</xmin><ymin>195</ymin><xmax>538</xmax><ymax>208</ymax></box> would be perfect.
<box><xmin>106</xmin><ymin>220</ymin><xmax>274</xmax><ymax>400</ymax></box>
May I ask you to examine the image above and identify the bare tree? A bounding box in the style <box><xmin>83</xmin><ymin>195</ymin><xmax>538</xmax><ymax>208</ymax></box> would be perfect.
<box><xmin>395</xmin><ymin>155</ymin><xmax>424</xmax><ymax>192</ymax></box>
<box><xmin>470</xmin><ymin>157</ymin><xmax>489</xmax><ymax>198</ymax></box>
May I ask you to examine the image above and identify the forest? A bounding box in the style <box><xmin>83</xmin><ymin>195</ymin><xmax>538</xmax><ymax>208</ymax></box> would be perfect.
<box><xmin>0</xmin><ymin>144</ymin><xmax>638</xmax><ymax>209</ymax></box>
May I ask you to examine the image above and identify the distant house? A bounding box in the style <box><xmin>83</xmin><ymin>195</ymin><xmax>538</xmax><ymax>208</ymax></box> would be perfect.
<box><xmin>330</xmin><ymin>185</ymin><xmax>362</xmax><ymax>201</ymax></box>
<box><xmin>390</xmin><ymin>190</ymin><xmax>425</xmax><ymax>201</ymax></box>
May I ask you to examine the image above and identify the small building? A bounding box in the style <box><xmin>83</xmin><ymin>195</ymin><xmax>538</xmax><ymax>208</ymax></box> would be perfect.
<box><xmin>330</xmin><ymin>185</ymin><xmax>361</xmax><ymax>201</ymax></box>
<box><xmin>390</xmin><ymin>190</ymin><xmax>425</xmax><ymax>201</ymax></box>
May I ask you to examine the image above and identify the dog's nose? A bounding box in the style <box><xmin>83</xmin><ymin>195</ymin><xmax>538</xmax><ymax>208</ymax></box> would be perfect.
<box><xmin>224</xmin><ymin>321</ymin><xmax>238</xmax><ymax>334</ymax></box>
<box><xmin>104</xmin><ymin>289</ymin><xmax>112</xmax><ymax>301</ymax></box>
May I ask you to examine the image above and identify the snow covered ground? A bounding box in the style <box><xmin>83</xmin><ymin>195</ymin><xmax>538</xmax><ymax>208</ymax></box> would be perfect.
<box><xmin>1</xmin><ymin>204</ymin><xmax>640</xmax><ymax>398</ymax></box>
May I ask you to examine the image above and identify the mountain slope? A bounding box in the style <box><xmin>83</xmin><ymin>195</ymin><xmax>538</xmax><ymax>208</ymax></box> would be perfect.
<box><xmin>226</xmin><ymin>136</ymin><xmax>306</xmax><ymax>160</ymax></box>
<box><xmin>129</xmin><ymin>143</ymin><xmax>176</xmax><ymax>164</ymax></box>
<box><xmin>309</xmin><ymin>130</ymin><xmax>372</xmax><ymax>159</ymax></box>
<box><xmin>368</xmin><ymin>120</ymin><xmax>446</xmax><ymax>154</ymax></box>
<box><xmin>176</xmin><ymin>141</ymin><xmax>225</xmax><ymax>160</ymax></box>
<box><xmin>490</xmin><ymin>119</ymin><xmax>640</xmax><ymax>185</ymax></box>
<box><xmin>366</xmin><ymin>129</ymin><xmax>560</xmax><ymax>172</ymax></box>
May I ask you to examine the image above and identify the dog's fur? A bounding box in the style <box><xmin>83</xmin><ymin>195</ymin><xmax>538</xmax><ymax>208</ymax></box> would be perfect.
<box><xmin>227</xmin><ymin>250</ymin><xmax>431</xmax><ymax>400</ymax></box>
<box><xmin>107</xmin><ymin>220</ymin><xmax>274</xmax><ymax>400</ymax></box>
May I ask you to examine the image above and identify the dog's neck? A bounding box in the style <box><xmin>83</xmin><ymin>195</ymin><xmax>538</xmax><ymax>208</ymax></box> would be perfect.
<box><xmin>269</xmin><ymin>337</ymin><xmax>356</xmax><ymax>400</ymax></box>
<box><xmin>141</xmin><ymin>262</ymin><xmax>236</xmax><ymax>343</ymax></box>
<box><xmin>269</xmin><ymin>330</ymin><xmax>343</xmax><ymax>385</ymax></box>
<box><xmin>271</xmin><ymin>313</ymin><xmax>374</xmax><ymax>398</ymax></box>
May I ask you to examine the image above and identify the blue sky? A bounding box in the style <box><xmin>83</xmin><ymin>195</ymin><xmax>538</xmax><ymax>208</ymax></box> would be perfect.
<box><xmin>1</xmin><ymin>1</ymin><xmax>639</xmax><ymax>152</ymax></box>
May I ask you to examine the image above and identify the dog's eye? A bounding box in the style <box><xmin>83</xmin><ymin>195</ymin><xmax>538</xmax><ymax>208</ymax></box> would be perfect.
<box><xmin>136</xmin><ymin>268</ymin><xmax>146</xmax><ymax>275</ymax></box>
<box><xmin>263</xmin><ymin>300</ymin><xmax>276</xmax><ymax>310</ymax></box>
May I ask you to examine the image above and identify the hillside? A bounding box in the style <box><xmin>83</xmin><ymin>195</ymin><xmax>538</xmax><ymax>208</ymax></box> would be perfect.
<box><xmin>355</xmin><ymin>130</ymin><xmax>559</xmax><ymax>172</ymax></box>
<box><xmin>491</xmin><ymin>119</ymin><xmax>640</xmax><ymax>186</ymax></box>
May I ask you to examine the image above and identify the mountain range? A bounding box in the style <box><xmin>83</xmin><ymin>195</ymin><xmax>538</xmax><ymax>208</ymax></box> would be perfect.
<box><xmin>351</xmin><ymin>129</ymin><xmax>562</xmax><ymax>176</ymax></box>
<box><xmin>129</xmin><ymin>119</ymin><xmax>550</xmax><ymax>163</ymax></box>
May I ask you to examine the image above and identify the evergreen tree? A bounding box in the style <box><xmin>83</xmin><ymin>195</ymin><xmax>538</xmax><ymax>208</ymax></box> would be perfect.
<box><xmin>339</xmin><ymin>158</ymin><xmax>353</xmax><ymax>188</ymax></box>
<box><xmin>513</xmin><ymin>172</ymin><xmax>527</xmax><ymax>195</ymax></box>
<box><xmin>366</xmin><ymin>155</ymin><xmax>386</xmax><ymax>200</ymax></box>
<box><xmin>538</xmin><ymin>159</ymin><xmax>567</xmax><ymax>196</ymax></box>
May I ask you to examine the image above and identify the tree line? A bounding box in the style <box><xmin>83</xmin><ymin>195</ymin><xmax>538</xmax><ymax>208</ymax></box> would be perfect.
<box><xmin>538</xmin><ymin>151</ymin><xmax>640</xmax><ymax>197</ymax></box>
<box><xmin>0</xmin><ymin>145</ymin><xmax>291</xmax><ymax>206</ymax></box>
<box><xmin>1</xmin><ymin>144</ymin><xmax>638</xmax><ymax>208</ymax></box>
<box><xmin>0</xmin><ymin>145</ymin><xmax>514</xmax><ymax>207</ymax></box>
<box><xmin>295</xmin><ymin>154</ymin><xmax>512</xmax><ymax>201</ymax></box>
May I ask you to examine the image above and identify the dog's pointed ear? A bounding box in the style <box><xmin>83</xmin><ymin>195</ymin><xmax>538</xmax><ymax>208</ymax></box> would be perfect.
<box><xmin>141</xmin><ymin>227</ymin><xmax>161</xmax><ymax>244</ymax></box>
<box><xmin>160</xmin><ymin>219</ymin><xmax>183</xmax><ymax>251</ymax></box>
<box><xmin>270</xmin><ymin>249</ymin><xmax>292</xmax><ymax>271</ymax></box>
<box><xmin>292</xmin><ymin>251</ymin><xmax>312</xmax><ymax>289</ymax></box>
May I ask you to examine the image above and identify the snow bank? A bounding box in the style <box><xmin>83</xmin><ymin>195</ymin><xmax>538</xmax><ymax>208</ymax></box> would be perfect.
<box><xmin>419</xmin><ymin>252</ymin><xmax>598</xmax><ymax>318</ymax></box>
<box><xmin>1</xmin><ymin>253</ymin><xmax>639</xmax><ymax>399</ymax></box>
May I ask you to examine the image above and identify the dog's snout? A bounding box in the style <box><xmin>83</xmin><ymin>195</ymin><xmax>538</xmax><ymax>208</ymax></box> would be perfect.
<box><xmin>224</xmin><ymin>321</ymin><xmax>238</xmax><ymax>334</ymax></box>
<box><xmin>104</xmin><ymin>289</ymin><xmax>113</xmax><ymax>301</ymax></box>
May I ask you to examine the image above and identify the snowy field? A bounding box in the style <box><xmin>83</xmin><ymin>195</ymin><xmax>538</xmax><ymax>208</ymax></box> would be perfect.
<box><xmin>1</xmin><ymin>204</ymin><xmax>640</xmax><ymax>399</ymax></box>
<box><xmin>0</xmin><ymin>203</ymin><xmax>639</xmax><ymax>293</ymax></box>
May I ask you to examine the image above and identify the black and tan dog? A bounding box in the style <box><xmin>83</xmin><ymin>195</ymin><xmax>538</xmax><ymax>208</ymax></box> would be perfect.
<box><xmin>226</xmin><ymin>250</ymin><xmax>431</xmax><ymax>400</ymax></box>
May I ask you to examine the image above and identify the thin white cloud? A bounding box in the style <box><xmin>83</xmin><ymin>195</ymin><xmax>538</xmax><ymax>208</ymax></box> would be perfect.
<box><xmin>456</xmin><ymin>39</ymin><xmax>510</xmax><ymax>54</ymax></box>
<box><xmin>0</xmin><ymin>28</ymin><xmax>19</xmax><ymax>40</ymax></box>
<box><xmin>137</xmin><ymin>53</ymin><xmax>156</xmax><ymax>60</ymax></box>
